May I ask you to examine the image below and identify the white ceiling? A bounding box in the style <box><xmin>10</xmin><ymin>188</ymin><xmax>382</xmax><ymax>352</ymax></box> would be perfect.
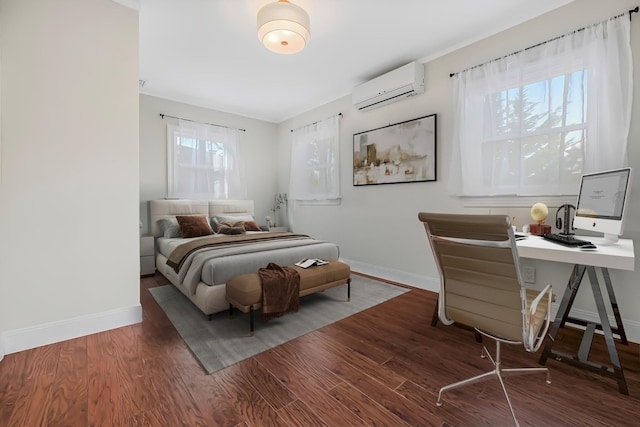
<box><xmin>138</xmin><ymin>0</ymin><xmax>575</xmax><ymax>123</ymax></box>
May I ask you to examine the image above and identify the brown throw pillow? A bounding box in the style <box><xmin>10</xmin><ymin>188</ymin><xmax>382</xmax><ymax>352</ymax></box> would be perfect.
<box><xmin>217</xmin><ymin>221</ymin><xmax>246</xmax><ymax>235</ymax></box>
<box><xmin>243</xmin><ymin>220</ymin><xmax>262</xmax><ymax>231</ymax></box>
<box><xmin>176</xmin><ymin>215</ymin><xmax>213</xmax><ymax>238</ymax></box>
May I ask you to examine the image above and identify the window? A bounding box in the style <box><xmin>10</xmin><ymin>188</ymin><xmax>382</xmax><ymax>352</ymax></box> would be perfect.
<box><xmin>289</xmin><ymin>115</ymin><xmax>341</xmax><ymax>203</ymax></box>
<box><xmin>167</xmin><ymin>120</ymin><xmax>246</xmax><ymax>200</ymax></box>
<box><xmin>450</xmin><ymin>15</ymin><xmax>632</xmax><ymax>200</ymax></box>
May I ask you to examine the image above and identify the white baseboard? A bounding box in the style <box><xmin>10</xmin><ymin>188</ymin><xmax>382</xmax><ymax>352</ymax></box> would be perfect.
<box><xmin>341</xmin><ymin>257</ymin><xmax>440</xmax><ymax>292</ymax></box>
<box><xmin>1</xmin><ymin>305</ymin><xmax>143</xmax><ymax>356</ymax></box>
<box><xmin>558</xmin><ymin>305</ymin><xmax>640</xmax><ymax>344</ymax></box>
<box><xmin>342</xmin><ymin>258</ymin><xmax>640</xmax><ymax>344</ymax></box>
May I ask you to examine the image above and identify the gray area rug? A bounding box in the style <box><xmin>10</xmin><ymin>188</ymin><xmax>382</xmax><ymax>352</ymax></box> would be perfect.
<box><xmin>149</xmin><ymin>275</ymin><xmax>409</xmax><ymax>374</ymax></box>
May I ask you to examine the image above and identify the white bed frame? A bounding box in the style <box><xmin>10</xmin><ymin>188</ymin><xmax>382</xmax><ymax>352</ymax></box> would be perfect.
<box><xmin>149</xmin><ymin>199</ymin><xmax>256</xmax><ymax>316</ymax></box>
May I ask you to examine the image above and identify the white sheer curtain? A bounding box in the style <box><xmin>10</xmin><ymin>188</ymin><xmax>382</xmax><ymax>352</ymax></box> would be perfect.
<box><xmin>167</xmin><ymin>120</ymin><xmax>247</xmax><ymax>199</ymax></box>
<box><xmin>289</xmin><ymin>115</ymin><xmax>341</xmax><ymax>202</ymax></box>
<box><xmin>450</xmin><ymin>15</ymin><xmax>632</xmax><ymax>197</ymax></box>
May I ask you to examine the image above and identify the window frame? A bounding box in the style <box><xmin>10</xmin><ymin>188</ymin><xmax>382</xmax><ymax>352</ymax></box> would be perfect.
<box><xmin>166</xmin><ymin>123</ymin><xmax>245</xmax><ymax>200</ymax></box>
<box><xmin>289</xmin><ymin>115</ymin><xmax>341</xmax><ymax>205</ymax></box>
<box><xmin>452</xmin><ymin>15</ymin><xmax>632</xmax><ymax>206</ymax></box>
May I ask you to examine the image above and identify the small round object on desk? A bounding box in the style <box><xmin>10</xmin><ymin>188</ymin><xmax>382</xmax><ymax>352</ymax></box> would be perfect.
<box><xmin>530</xmin><ymin>202</ymin><xmax>549</xmax><ymax>223</ymax></box>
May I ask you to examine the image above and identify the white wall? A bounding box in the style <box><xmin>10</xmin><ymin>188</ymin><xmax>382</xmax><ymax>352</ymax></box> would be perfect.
<box><xmin>277</xmin><ymin>0</ymin><xmax>640</xmax><ymax>342</ymax></box>
<box><xmin>139</xmin><ymin>94</ymin><xmax>279</xmax><ymax>231</ymax></box>
<box><xmin>0</xmin><ymin>18</ymin><xmax>3</xmax><ymax>361</ymax></box>
<box><xmin>0</xmin><ymin>0</ymin><xmax>141</xmax><ymax>355</ymax></box>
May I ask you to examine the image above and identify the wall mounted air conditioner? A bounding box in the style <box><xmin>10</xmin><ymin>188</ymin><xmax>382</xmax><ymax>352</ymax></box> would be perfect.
<box><xmin>352</xmin><ymin>61</ymin><xmax>425</xmax><ymax>111</ymax></box>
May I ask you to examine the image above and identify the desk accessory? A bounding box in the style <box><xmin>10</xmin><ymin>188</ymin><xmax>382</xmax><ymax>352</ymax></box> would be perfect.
<box><xmin>579</xmin><ymin>244</ymin><xmax>597</xmax><ymax>250</ymax></box>
<box><xmin>556</xmin><ymin>204</ymin><xmax>576</xmax><ymax>235</ymax></box>
<box><xmin>529</xmin><ymin>202</ymin><xmax>552</xmax><ymax>235</ymax></box>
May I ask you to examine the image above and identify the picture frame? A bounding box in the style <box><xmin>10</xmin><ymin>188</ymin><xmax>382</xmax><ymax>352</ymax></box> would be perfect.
<box><xmin>353</xmin><ymin>114</ymin><xmax>436</xmax><ymax>186</ymax></box>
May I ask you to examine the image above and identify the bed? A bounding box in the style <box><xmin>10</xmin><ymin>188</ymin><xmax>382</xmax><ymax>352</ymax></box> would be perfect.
<box><xmin>149</xmin><ymin>199</ymin><xmax>341</xmax><ymax>316</ymax></box>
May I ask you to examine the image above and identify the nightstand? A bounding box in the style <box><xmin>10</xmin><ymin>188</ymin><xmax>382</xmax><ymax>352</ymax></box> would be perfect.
<box><xmin>140</xmin><ymin>235</ymin><xmax>155</xmax><ymax>277</ymax></box>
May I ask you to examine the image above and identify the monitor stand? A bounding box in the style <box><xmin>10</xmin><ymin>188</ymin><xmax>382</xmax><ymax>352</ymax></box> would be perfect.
<box><xmin>600</xmin><ymin>233</ymin><xmax>620</xmax><ymax>246</ymax></box>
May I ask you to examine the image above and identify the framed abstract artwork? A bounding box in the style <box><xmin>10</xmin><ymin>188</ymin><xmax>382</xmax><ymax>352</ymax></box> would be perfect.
<box><xmin>353</xmin><ymin>114</ymin><xmax>436</xmax><ymax>186</ymax></box>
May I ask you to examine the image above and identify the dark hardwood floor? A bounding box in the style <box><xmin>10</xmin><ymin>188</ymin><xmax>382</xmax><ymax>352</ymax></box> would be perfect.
<box><xmin>1</xmin><ymin>272</ymin><xmax>639</xmax><ymax>426</ymax></box>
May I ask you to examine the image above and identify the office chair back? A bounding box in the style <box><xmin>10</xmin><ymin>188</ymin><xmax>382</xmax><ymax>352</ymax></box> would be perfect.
<box><xmin>419</xmin><ymin>212</ymin><xmax>553</xmax><ymax>425</ymax></box>
<box><xmin>419</xmin><ymin>212</ymin><xmax>548</xmax><ymax>351</ymax></box>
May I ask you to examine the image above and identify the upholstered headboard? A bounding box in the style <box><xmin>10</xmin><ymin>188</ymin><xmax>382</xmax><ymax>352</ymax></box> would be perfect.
<box><xmin>149</xmin><ymin>199</ymin><xmax>255</xmax><ymax>237</ymax></box>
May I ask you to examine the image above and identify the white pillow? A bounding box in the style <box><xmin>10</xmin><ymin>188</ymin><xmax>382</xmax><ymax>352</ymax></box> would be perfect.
<box><xmin>157</xmin><ymin>218</ymin><xmax>182</xmax><ymax>238</ymax></box>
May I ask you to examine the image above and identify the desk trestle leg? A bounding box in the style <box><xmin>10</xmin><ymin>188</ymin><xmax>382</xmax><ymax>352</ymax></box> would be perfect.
<box><xmin>539</xmin><ymin>265</ymin><xmax>585</xmax><ymax>365</ymax></box>
<box><xmin>539</xmin><ymin>265</ymin><xmax>629</xmax><ymax>395</ymax></box>
<box><xmin>601</xmin><ymin>267</ymin><xmax>628</xmax><ymax>345</ymax></box>
<box><xmin>587</xmin><ymin>266</ymin><xmax>627</xmax><ymax>394</ymax></box>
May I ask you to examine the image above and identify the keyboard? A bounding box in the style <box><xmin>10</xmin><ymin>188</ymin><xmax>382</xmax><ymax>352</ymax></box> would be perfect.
<box><xmin>542</xmin><ymin>233</ymin><xmax>591</xmax><ymax>247</ymax></box>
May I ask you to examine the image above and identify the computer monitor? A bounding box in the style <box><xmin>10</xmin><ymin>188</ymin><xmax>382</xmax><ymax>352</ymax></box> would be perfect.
<box><xmin>573</xmin><ymin>167</ymin><xmax>632</xmax><ymax>245</ymax></box>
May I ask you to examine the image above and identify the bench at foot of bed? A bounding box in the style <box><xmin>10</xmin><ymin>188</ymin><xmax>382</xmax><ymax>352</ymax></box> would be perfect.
<box><xmin>225</xmin><ymin>260</ymin><xmax>351</xmax><ymax>335</ymax></box>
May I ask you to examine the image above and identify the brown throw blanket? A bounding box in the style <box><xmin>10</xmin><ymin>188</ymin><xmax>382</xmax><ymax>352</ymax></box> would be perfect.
<box><xmin>259</xmin><ymin>263</ymin><xmax>300</xmax><ymax>321</ymax></box>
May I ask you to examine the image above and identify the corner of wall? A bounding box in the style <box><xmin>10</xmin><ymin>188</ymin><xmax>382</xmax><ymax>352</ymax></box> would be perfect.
<box><xmin>110</xmin><ymin>0</ymin><xmax>140</xmax><ymax>11</ymax></box>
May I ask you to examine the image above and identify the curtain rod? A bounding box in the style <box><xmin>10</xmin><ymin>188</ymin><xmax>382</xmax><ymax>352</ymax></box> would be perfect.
<box><xmin>159</xmin><ymin>113</ymin><xmax>246</xmax><ymax>132</ymax></box>
<box><xmin>449</xmin><ymin>6</ymin><xmax>639</xmax><ymax>78</ymax></box>
<box><xmin>290</xmin><ymin>112</ymin><xmax>343</xmax><ymax>133</ymax></box>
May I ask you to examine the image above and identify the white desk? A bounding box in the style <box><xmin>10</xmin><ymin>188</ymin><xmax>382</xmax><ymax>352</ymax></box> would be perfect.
<box><xmin>516</xmin><ymin>235</ymin><xmax>634</xmax><ymax>271</ymax></box>
<box><xmin>516</xmin><ymin>234</ymin><xmax>635</xmax><ymax>394</ymax></box>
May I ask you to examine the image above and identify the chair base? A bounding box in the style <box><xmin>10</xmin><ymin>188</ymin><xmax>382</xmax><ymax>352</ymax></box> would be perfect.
<box><xmin>437</xmin><ymin>337</ymin><xmax>550</xmax><ymax>427</ymax></box>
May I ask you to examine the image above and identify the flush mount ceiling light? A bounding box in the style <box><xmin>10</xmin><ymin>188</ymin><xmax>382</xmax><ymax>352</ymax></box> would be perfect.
<box><xmin>257</xmin><ymin>0</ymin><xmax>310</xmax><ymax>54</ymax></box>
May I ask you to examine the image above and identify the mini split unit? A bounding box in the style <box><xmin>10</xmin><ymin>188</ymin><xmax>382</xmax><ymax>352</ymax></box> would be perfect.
<box><xmin>352</xmin><ymin>61</ymin><xmax>425</xmax><ymax>111</ymax></box>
